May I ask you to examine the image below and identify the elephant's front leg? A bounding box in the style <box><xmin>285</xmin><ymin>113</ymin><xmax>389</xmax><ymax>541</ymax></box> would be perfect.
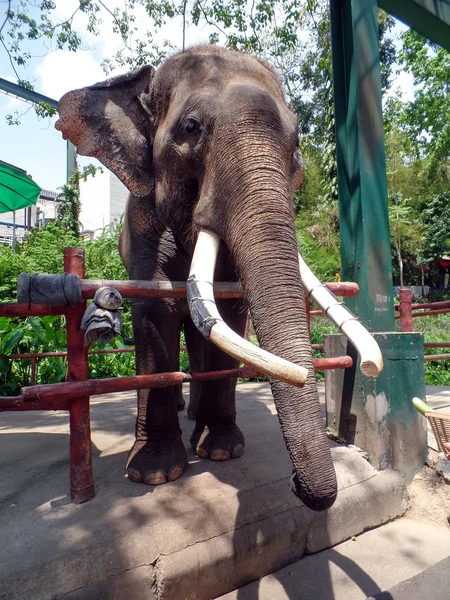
<box><xmin>186</xmin><ymin>300</ymin><xmax>248</xmax><ymax>461</ymax></box>
<box><xmin>126</xmin><ymin>299</ymin><xmax>188</xmax><ymax>485</ymax></box>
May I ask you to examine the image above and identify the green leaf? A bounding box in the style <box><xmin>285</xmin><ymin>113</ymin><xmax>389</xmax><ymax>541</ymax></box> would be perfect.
<box><xmin>27</xmin><ymin>317</ymin><xmax>46</xmax><ymax>343</ymax></box>
<box><xmin>0</xmin><ymin>317</ymin><xmax>11</xmax><ymax>331</ymax></box>
<box><xmin>3</xmin><ymin>329</ymin><xmax>25</xmax><ymax>354</ymax></box>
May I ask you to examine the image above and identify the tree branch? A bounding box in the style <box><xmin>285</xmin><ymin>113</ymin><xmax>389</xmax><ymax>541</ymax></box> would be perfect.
<box><xmin>0</xmin><ymin>0</ymin><xmax>11</xmax><ymax>36</ymax></box>
<box><xmin>97</xmin><ymin>0</ymin><xmax>134</xmax><ymax>53</ymax></box>
<box><xmin>35</xmin><ymin>6</ymin><xmax>81</xmax><ymax>40</ymax></box>
<box><xmin>182</xmin><ymin>0</ymin><xmax>187</xmax><ymax>51</ymax></box>
<box><xmin>196</xmin><ymin>0</ymin><xmax>229</xmax><ymax>40</ymax></box>
<box><xmin>0</xmin><ymin>35</ymin><xmax>22</xmax><ymax>83</ymax></box>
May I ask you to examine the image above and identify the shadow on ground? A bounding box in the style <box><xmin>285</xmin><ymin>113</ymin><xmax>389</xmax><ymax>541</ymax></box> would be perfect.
<box><xmin>0</xmin><ymin>383</ymin><xmax>390</xmax><ymax>600</ymax></box>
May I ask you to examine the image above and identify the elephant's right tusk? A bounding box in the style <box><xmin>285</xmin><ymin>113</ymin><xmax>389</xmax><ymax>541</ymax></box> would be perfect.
<box><xmin>187</xmin><ymin>229</ymin><xmax>308</xmax><ymax>387</ymax></box>
<box><xmin>298</xmin><ymin>253</ymin><xmax>383</xmax><ymax>378</ymax></box>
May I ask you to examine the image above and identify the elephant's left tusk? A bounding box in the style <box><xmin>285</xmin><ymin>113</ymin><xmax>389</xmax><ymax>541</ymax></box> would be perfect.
<box><xmin>298</xmin><ymin>253</ymin><xmax>383</xmax><ymax>378</ymax></box>
<box><xmin>187</xmin><ymin>229</ymin><xmax>309</xmax><ymax>387</ymax></box>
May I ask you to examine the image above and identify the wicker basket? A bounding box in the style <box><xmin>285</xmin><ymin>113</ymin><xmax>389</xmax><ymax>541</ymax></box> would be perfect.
<box><xmin>425</xmin><ymin>411</ymin><xmax>450</xmax><ymax>454</ymax></box>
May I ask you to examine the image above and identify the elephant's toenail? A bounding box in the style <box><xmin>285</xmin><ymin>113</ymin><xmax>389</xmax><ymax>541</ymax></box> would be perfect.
<box><xmin>196</xmin><ymin>447</ymin><xmax>209</xmax><ymax>458</ymax></box>
<box><xmin>144</xmin><ymin>472</ymin><xmax>167</xmax><ymax>485</ymax></box>
<box><xmin>127</xmin><ymin>468</ymin><xmax>143</xmax><ymax>483</ymax></box>
<box><xmin>168</xmin><ymin>466</ymin><xmax>184</xmax><ymax>482</ymax></box>
<box><xmin>210</xmin><ymin>449</ymin><xmax>231</xmax><ymax>461</ymax></box>
<box><xmin>231</xmin><ymin>444</ymin><xmax>244</xmax><ymax>458</ymax></box>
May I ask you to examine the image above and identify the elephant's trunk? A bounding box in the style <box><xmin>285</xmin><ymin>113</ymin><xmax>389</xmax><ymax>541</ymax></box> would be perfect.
<box><xmin>197</xmin><ymin>117</ymin><xmax>338</xmax><ymax>511</ymax></box>
<box><xmin>229</xmin><ymin>202</ymin><xmax>337</xmax><ymax>511</ymax></box>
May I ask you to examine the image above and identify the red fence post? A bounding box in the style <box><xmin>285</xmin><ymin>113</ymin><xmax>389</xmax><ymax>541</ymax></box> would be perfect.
<box><xmin>64</xmin><ymin>247</ymin><xmax>94</xmax><ymax>503</ymax></box>
<box><xmin>399</xmin><ymin>288</ymin><xmax>413</xmax><ymax>333</ymax></box>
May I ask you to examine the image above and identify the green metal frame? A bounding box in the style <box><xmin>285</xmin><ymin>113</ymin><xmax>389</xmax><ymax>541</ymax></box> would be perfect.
<box><xmin>330</xmin><ymin>0</ymin><xmax>395</xmax><ymax>332</ymax></box>
<box><xmin>379</xmin><ymin>0</ymin><xmax>450</xmax><ymax>52</ymax></box>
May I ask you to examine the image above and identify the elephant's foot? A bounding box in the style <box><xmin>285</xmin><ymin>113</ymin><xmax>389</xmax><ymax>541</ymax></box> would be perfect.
<box><xmin>126</xmin><ymin>436</ymin><xmax>188</xmax><ymax>485</ymax></box>
<box><xmin>191</xmin><ymin>423</ymin><xmax>245</xmax><ymax>461</ymax></box>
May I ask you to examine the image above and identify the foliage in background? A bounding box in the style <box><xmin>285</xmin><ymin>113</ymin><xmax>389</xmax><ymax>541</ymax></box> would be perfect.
<box><xmin>0</xmin><ymin>222</ymin><xmax>78</xmax><ymax>301</ymax></box>
<box><xmin>56</xmin><ymin>164</ymin><xmax>103</xmax><ymax>238</ymax></box>
<box><xmin>412</xmin><ymin>313</ymin><xmax>450</xmax><ymax>386</ymax></box>
<box><xmin>0</xmin><ymin>315</ymin><xmax>67</xmax><ymax>395</ymax></box>
<box><xmin>420</xmin><ymin>193</ymin><xmax>450</xmax><ymax>261</ymax></box>
<box><xmin>56</xmin><ymin>170</ymin><xmax>82</xmax><ymax>238</ymax></box>
<box><xmin>396</xmin><ymin>30</ymin><xmax>450</xmax><ymax>183</ymax></box>
<box><xmin>383</xmin><ymin>30</ymin><xmax>450</xmax><ymax>285</ymax></box>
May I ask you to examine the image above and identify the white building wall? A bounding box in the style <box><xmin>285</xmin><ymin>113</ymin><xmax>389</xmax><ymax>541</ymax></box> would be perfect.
<box><xmin>109</xmin><ymin>171</ymin><xmax>129</xmax><ymax>223</ymax></box>
<box><xmin>79</xmin><ymin>169</ymin><xmax>128</xmax><ymax>236</ymax></box>
<box><xmin>79</xmin><ymin>170</ymin><xmax>112</xmax><ymax>234</ymax></box>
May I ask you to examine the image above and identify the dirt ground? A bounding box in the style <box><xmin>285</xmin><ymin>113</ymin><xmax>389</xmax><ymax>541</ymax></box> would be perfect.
<box><xmin>406</xmin><ymin>452</ymin><xmax>450</xmax><ymax>528</ymax></box>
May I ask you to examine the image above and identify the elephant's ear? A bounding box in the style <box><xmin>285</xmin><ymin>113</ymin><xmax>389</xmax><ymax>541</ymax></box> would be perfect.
<box><xmin>56</xmin><ymin>65</ymin><xmax>155</xmax><ymax>198</ymax></box>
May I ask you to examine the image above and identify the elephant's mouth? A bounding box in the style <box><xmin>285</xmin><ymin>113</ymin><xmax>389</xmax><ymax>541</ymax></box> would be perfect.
<box><xmin>187</xmin><ymin>228</ymin><xmax>383</xmax><ymax>385</ymax></box>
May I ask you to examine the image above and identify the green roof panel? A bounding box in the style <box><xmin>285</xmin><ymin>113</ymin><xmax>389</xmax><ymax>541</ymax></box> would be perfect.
<box><xmin>0</xmin><ymin>160</ymin><xmax>41</xmax><ymax>213</ymax></box>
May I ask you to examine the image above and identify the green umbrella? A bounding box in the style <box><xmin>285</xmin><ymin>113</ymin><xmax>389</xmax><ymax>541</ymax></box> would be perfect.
<box><xmin>0</xmin><ymin>160</ymin><xmax>41</xmax><ymax>213</ymax></box>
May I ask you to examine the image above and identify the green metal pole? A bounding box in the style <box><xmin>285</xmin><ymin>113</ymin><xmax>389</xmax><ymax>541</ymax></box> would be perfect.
<box><xmin>326</xmin><ymin>1</ymin><xmax>427</xmax><ymax>480</ymax></box>
<box><xmin>67</xmin><ymin>141</ymin><xmax>77</xmax><ymax>182</ymax></box>
<box><xmin>330</xmin><ymin>0</ymin><xmax>395</xmax><ymax>332</ymax></box>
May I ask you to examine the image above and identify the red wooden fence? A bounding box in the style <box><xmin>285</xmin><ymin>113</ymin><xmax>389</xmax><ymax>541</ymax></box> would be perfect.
<box><xmin>0</xmin><ymin>247</ymin><xmax>358</xmax><ymax>503</ymax></box>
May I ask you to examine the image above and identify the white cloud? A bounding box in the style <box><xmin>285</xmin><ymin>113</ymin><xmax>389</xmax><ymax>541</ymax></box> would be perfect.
<box><xmin>35</xmin><ymin>50</ymin><xmax>105</xmax><ymax>99</ymax></box>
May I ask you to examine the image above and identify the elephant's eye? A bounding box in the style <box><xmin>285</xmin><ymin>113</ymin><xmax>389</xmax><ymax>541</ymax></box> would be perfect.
<box><xmin>185</xmin><ymin>117</ymin><xmax>201</xmax><ymax>134</ymax></box>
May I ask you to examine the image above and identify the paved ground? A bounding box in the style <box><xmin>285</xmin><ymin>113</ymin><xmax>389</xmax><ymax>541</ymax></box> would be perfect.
<box><xmin>218</xmin><ymin>385</ymin><xmax>450</xmax><ymax>600</ymax></box>
<box><xmin>217</xmin><ymin>519</ymin><xmax>450</xmax><ymax>600</ymax></box>
<box><xmin>0</xmin><ymin>383</ymin><xmax>448</xmax><ymax>600</ymax></box>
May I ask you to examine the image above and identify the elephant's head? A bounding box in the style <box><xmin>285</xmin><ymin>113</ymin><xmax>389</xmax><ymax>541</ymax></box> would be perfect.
<box><xmin>56</xmin><ymin>46</ymin><xmax>337</xmax><ymax>511</ymax></box>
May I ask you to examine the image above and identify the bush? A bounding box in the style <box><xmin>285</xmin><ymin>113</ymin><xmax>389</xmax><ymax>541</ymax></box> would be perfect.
<box><xmin>412</xmin><ymin>313</ymin><xmax>450</xmax><ymax>385</ymax></box>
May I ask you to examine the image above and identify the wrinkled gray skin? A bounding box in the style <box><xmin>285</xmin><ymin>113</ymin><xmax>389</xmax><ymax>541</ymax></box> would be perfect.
<box><xmin>56</xmin><ymin>45</ymin><xmax>337</xmax><ymax>511</ymax></box>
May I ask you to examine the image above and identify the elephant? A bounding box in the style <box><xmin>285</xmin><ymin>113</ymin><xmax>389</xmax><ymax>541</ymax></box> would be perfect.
<box><xmin>55</xmin><ymin>45</ymin><xmax>338</xmax><ymax>511</ymax></box>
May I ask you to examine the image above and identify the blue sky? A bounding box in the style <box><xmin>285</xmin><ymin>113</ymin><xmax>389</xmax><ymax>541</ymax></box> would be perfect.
<box><xmin>0</xmin><ymin>1</ymin><xmax>412</xmax><ymax>193</ymax></box>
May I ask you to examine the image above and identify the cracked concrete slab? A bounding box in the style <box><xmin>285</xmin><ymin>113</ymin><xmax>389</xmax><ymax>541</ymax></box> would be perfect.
<box><xmin>0</xmin><ymin>383</ymin><xmax>407</xmax><ymax>600</ymax></box>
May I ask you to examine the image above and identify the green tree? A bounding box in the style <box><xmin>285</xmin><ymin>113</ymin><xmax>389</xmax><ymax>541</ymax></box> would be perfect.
<box><xmin>394</xmin><ymin>30</ymin><xmax>450</xmax><ymax>187</ymax></box>
<box><xmin>420</xmin><ymin>193</ymin><xmax>450</xmax><ymax>261</ymax></box>
<box><xmin>56</xmin><ymin>177</ymin><xmax>81</xmax><ymax>239</ymax></box>
<box><xmin>388</xmin><ymin>193</ymin><xmax>423</xmax><ymax>287</ymax></box>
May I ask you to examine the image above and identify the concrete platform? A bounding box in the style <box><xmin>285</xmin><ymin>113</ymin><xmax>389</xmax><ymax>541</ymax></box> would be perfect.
<box><xmin>0</xmin><ymin>382</ymin><xmax>443</xmax><ymax>600</ymax></box>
